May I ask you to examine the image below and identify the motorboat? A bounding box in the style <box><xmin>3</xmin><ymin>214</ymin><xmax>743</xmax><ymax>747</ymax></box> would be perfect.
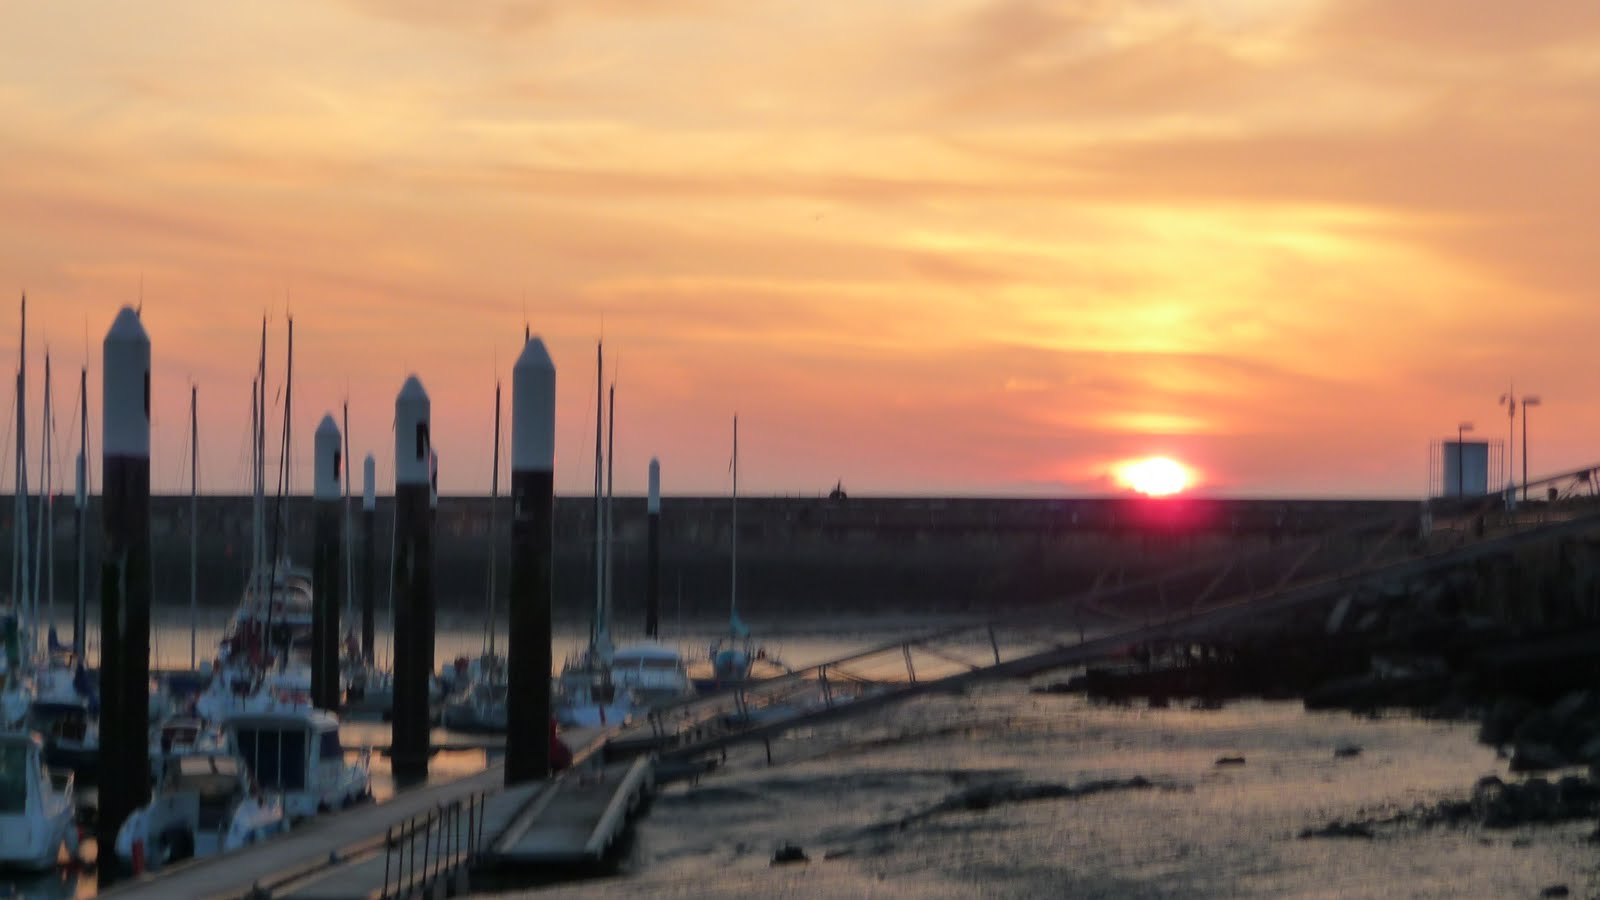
<box><xmin>611</xmin><ymin>642</ymin><xmax>694</xmax><ymax>707</ymax></box>
<box><xmin>0</xmin><ymin>731</ymin><xmax>77</xmax><ymax>870</ymax></box>
<box><xmin>224</xmin><ymin>709</ymin><xmax>370</xmax><ymax>820</ymax></box>
<box><xmin>114</xmin><ymin>750</ymin><xmax>288</xmax><ymax>870</ymax></box>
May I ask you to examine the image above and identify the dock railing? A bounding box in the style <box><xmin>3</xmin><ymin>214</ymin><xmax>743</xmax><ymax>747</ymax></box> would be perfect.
<box><xmin>378</xmin><ymin>789</ymin><xmax>488</xmax><ymax>900</ymax></box>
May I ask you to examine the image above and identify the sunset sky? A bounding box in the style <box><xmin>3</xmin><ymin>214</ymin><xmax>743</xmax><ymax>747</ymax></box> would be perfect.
<box><xmin>1</xmin><ymin>0</ymin><xmax>1597</xmax><ymax>498</ymax></box>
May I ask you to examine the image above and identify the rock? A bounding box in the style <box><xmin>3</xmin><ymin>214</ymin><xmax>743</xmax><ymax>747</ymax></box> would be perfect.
<box><xmin>1509</xmin><ymin>741</ymin><xmax>1568</xmax><ymax>773</ymax></box>
<box><xmin>1215</xmin><ymin>756</ymin><xmax>1246</xmax><ymax>766</ymax></box>
<box><xmin>1480</xmin><ymin>697</ymin><xmax>1534</xmax><ymax>746</ymax></box>
<box><xmin>1540</xmin><ymin>885</ymin><xmax>1568</xmax><ymax>897</ymax></box>
<box><xmin>1555</xmin><ymin>775</ymin><xmax>1600</xmax><ymax>817</ymax></box>
<box><xmin>1298</xmin><ymin>821</ymin><xmax>1374</xmax><ymax>840</ymax></box>
<box><xmin>1334</xmin><ymin>744</ymin><xmax>1362</xmax><ymax>758</ymax></box>
<box><xmin>1472</xmin><ymin>776</ymin><xmax>1516</xmax><ymax>828</ymax></box>
<box><xmin>1520</xmin><ymin>778</ymin><xmax>1558</xmax><ymax>822</ymax></box>
<box><xmin>772</xmin><ymin>843</ymin><xmax>809</xmax><ymax>865</ymax></box>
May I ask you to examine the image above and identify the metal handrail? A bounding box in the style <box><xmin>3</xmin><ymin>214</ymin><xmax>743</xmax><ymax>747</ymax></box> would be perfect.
<box><xmin>379</xmin><ymin>790</ymin><xmax>488</xmax><ymax>900</ymax></box>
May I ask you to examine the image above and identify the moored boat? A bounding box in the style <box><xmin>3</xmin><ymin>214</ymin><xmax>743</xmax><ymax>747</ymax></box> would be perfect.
<box><xmin>114</xmin><ymin>750</ymin><xmax>287</xmax><ymax>870</ymax></box>
<box><xmin>224</xmin><ymin>709</ymin><xmax>370</xmax><ymax>820</ymax></box>
<box><xmin>0</xmin><ymin>731</ymin><xmax>77</xmax><ymax>871</ymax></box>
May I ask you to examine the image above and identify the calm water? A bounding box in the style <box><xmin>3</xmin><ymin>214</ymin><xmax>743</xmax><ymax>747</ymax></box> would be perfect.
<box><xmin>9</xmin><ymin>614</ymin><xmax>1595</xmax><ymax>898</ymax></box>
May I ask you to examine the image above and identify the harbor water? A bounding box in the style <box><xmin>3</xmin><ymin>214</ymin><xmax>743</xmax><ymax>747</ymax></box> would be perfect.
<box><xmin>6</xmin><ymin>615</ymin><xmax>1595</xmax><ymax>898</ymax></box>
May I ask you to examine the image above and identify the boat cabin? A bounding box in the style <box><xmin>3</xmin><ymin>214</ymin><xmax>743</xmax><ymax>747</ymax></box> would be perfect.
<box><xmin>224</xmin><ymin>710</ymin><xmax>366</xmax><ymax>819</ymax></box>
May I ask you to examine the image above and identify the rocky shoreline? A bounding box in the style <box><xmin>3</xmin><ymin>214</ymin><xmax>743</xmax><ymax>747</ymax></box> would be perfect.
<box><xmin>1039</xmin><ymin>611</ymin><xmax>1600</xmax><ymax>833</ymax></box>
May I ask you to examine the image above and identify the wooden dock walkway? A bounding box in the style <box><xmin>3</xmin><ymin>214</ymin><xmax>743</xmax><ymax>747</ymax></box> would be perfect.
<box><xmin>103</xmin><ymin>727</ymin><xmax>607</xmax><ymax>900</ymax></box>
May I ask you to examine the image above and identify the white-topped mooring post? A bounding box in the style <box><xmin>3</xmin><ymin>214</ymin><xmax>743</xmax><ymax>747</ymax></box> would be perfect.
<box><xmin>647</xmin><ymin>458</ymin><xmax>661</xmax><ymax>638</ymax></box>
<box><xmin>98</xmin><ymin>306</ymin><xmax>151</xmax><ymax>888</ymax></box>
<box><xmin>361</xmin><ymin>453</ymin><xmax>376</xmax><ymax>665</ymax></box>
<box><xmin>506</xmin><ymin>335</ymin><xmax>555</xmax><ymax>785</ymax></box>
<box><xmin>311</xmin><ymin>414</ymin><xmax>343</xmax><ymax>710</ymax></box>
<box><xmin>393</xmin><ymin>377</ymin><xmax>433</xmax><ymax>783</ymax></box>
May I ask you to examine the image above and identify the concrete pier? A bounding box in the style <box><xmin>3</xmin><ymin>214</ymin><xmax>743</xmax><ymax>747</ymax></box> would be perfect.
<box><xmin>97</xmin><ymin>306</ymin><xmax>152</xmax><ymax>887</ymax></box>
<box><xmin>312</xmin><ymin>414</ymin><xmax>342</xmax><ymax>710</ymax></box>
<box><xmin>392</xmin><ymin>377</ymin><xmax>434</xmax><ymax>783</ymax></box>
<box><xmin>507</xmin><ymin>336</ymin><xmax>555</xmax><ymax>785</ymax></box>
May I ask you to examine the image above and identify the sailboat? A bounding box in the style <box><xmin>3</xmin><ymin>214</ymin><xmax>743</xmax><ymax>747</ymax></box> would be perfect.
<box><xmin>21</xmin><ymin>354</ymin><xmax>99</xmax><ymax>784</ymax></box>
<box><xmin>0</xmin><ymin>299</ymin><xmax>80</xmax><ymax>872</ymax></box>
<box><xmin>204</xmin><ymin>318</ymin><xmax>315</xmax><ymax>714</ymax></box>
<box><xmin>695</xmin><ymin>415</ymin><xmax>767</xmax><ymax>694</ymax></box>
<box><xmin>441</xmin><ymin>380</ymin><xmax>511</xmax><ymax>732</ymax></box>
<box><xmin>2</xmin><ymin>297</ymin><xmax>35</xmax><ymax>730</ymax></box>
<box><xmin>554</xmin><ymin>344</ymin><xmax>696</xmax><ymax>726</ymax></box>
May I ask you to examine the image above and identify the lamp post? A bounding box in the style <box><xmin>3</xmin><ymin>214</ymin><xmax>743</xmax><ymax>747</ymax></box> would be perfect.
<box><xmin>1498</xmin><ymin>387</ymin><xmax>1516</xmax><ymax>496</ymax></box>
<box><xmin>1522</xmin><ymin>395</ymin><xmax>1541</xmax><ymax>502</ymax></box>
<box><xmin>1457</xmin><ymin>422</ymin><xmax>1474</xmax><ymax>499</ymax></box>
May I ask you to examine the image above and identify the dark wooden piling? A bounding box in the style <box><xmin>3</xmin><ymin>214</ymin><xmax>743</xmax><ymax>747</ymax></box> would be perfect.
<box><xmin>392</xmin><ymin>377</ymin><xmax>433</xmax><ymax>783</ymax></box>
<box><xmin>312</xmin><ymin>414</ymin><xmax>343</xmax><ymax>710</ymax></box>
<box><xmin>98</xmin><ymin>306</ymin><xmax>152</xmax><ymax>887</ymax></box>
<box><xmin>507</xmin><ymin>336</ymin><xmax>555</xmax><ymax>785</ymax></box>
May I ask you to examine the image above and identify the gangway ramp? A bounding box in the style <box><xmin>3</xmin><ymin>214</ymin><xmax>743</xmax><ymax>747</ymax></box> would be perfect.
<box><xmin>614</xmin><ymin>470</ymin><xmax>1600</xmax><ymax>763</ymax></box>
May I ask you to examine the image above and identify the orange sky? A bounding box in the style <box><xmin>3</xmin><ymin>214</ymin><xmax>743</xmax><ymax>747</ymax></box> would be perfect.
<box><xmin>1</xmin><ymin>0</ymin><xmax>1597</xmax><ymax>498</ymax></box>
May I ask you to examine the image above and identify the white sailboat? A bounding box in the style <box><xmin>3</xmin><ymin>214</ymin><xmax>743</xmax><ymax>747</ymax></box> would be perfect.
<box><xmin>556</xmin><ymin>350</ymin><xmax>693</xmax><ymax>726</ymax></box>
<box><xmin>697</xmin><ymin>415</ymin><xmax>767</xmax><ymax>693</ymax></box>
<box><xmin>2</xmin><ymin>296</ymin><xmax>36</xmax><ymax>730</ymax></box>
<box><xmin>441</xmin><ymin>380</ymin><xmax>511</xmax><ymax>732</ymax></box>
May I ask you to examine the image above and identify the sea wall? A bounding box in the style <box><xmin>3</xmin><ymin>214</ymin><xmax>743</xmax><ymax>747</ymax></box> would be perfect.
<box><xmin>0</xmin><ymin>494</ymin><xmax>1418</xmax><ymax>621</ymax></box>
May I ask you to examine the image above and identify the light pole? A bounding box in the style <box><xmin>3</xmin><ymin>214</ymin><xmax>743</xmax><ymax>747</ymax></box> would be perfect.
<box><xmin>1457</xmin><ymin>422</ymin><xmax>1474</xmax><ymax>499</ymax></box>
<box><xmin>1522</xmin><ymin>395</ymin><xmax>1541</xmax><ymax>502</ymax></box>
<box><xmin>1498</xmin><ymin>387</ymin><xmax>1516</xmax><ymax>496</ymax></box>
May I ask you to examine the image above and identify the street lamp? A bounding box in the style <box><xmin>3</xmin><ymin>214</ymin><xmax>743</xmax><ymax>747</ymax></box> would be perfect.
<box><xmin>1457</xmin><ymin>422</ymin><xmax>1474</xmax><ymax>499</ymax></box>
<box><xmin>1498</xmin><ymin>387</ymin><xmax>1516</xmax><ymax>495</ymax></box>
<box><xmin>1522</xmin><ymin>395</ymin><xmax>1541</xmax><ymax>502</ymax></box>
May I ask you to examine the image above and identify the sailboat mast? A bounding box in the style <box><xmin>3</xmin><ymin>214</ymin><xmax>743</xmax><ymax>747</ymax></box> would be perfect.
<box><xmin>15</xmin><ymin>296</ymin><xmax>30</xmax><ymax>659</ymax></box>
<box><xmin>190</xmin><ymin>383</ymin><xmax>198</xmax><ymax>670</ymax></box>
<box><xmin>343</xmin><ymin>401</ymin><xmax>352</xmax><ymax>630</ymax></box>
<box><xmin>265</xmin><ymin>316</ymin><xmax>292</xmax><ymax>646</ymax></box>
<box><xmin>283</xmin><ymin>315</ymin><xmax>293</xmax><ymax>532</ymax></box>
<box><xmin>254</xmin><ymin>317</ymin><xmax>267</xmax><ymax>592</ymax></box>
<box><xmin>731</xmin><ymin>414</ymin><xmax>738</xmax><ymax>626</ymax></box>
<box><xmin>487</xmin><ymin>380</ymin><xmax>501</xmax><ymax>657</ymax></box>
<box><xmin>604</xmin><ymin>382</ymin><xmax>615</xmax><ymax>646</ymax></box>
<box><xmin>591</xmin><ymin>342</ymin><xmax>603</xmax><ymax>653</ymax></box>
<box><xmin>37</xmin><ymin>352</ymin><xmax>52</xmax><ymax>649</ymax></box>
<box><xmin>74</xmin><ymin>366</ymin><xmax>86</xmax><ymax>655</ymax></box>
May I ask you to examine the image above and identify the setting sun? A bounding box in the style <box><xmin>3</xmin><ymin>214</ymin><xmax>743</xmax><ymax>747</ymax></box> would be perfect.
<box><xmin>1116</xmin><ymin>457</ymin><xmax>1191</xmax><ymax>497</ymax></box>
